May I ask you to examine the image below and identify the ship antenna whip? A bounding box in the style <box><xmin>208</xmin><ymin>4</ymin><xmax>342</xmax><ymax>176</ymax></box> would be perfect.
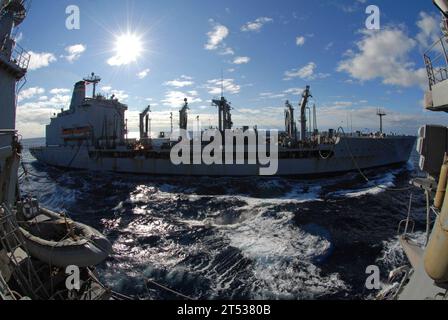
<box><xmin>221</xmin><ymin>69</ymin><xmax>224</xmax><ymax>97</ymax></box>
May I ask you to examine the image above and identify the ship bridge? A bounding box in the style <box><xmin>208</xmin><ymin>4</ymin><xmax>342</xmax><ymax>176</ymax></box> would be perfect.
<box><xmin>46</xmin><ymin>76</ymin><xmax>128</xmax><ymax>149</ymax></box>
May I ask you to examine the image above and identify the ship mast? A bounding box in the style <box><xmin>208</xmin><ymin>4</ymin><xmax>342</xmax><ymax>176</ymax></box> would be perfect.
<box><xmin>84</xmin><ymin>72</ymin><xmax>102</xmax><ymax>98</ymax></box>
<box><xmin>139</xmin><ymin>105</ymin><xmax>151</xmax><ymax>140</ymax></box>
<box><xmin>212</xmin><ymin>73</ymin><xmax>233</xmax><ymax>132</ymax></box>
<box><xmin>377</xmin><ymin>108</ymin><xmax>386</xmax><ymax>134</ymax></box>
<box><xmin>284</xmin><ymin>100</ymin><xmax>296</xmax><ymax>140</ymax></box>
<box><xmin>179</xmin><ymin>98</ymin><xmax>189</xmax><ymax>131</ymax></box>
<box><xmin>299</xmin><ymin>86</ymin><xmax>312</xmax><ymax>141</ymax></box>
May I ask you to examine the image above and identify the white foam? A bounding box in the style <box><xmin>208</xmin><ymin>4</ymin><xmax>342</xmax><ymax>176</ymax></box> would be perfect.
<box><xmin>217</xmin><ymin>207</ymin><xmax>346</xmax><ymax>299</ymax></box>
<box><xmin>327</xmin><ymin>170</ymin><xmax>400</xmax><ymax>199</ymax></box>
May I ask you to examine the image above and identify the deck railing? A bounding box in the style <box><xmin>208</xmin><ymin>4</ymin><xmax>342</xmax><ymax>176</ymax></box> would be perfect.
<box><xmin>10</xmin><ymin>42</ymin><xmax>30</xmax><ymax>69</ymax></box>
<box><xmin>424</xmin><ymin>36</ymin><xmax>448</xmax><ymax>89</ymax></box>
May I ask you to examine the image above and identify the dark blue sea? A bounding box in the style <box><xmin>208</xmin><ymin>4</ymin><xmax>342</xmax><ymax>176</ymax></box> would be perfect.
<box><xmin>19</xmin><ymin>138</ymin><xmax>427</xmax><ymax>300</ymax></box>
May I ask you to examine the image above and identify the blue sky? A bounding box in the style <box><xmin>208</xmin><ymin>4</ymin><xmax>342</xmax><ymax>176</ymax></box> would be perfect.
<box><xmin>15</xmin><ymin>0</ymin><xmax>448</xmax><ymax>138</ymax></box>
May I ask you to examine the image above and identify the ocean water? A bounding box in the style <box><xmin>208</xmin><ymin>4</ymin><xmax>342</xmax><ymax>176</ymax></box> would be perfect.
<box><xmin>19</xmin><ymin>138</ymin><xmax>428</xmax><ymax>300</ymax></box>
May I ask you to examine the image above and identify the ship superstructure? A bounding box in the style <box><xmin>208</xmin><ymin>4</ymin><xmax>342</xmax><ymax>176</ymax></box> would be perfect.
<box><xmin>0</xmin><ymin>0</ymin><xmax>115</xmax><ymax>300</ymax></box>
<box><xmin>381</xmin><ymin>0</ymin><xmax>448</xmax><ymax>301</ymax></box>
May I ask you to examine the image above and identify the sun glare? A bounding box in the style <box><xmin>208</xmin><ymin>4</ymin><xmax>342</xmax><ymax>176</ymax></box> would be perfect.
<box><xmin>108</xmin><ymin>32</ymin><xmax>144</xmax><ymax>66</ymax></box>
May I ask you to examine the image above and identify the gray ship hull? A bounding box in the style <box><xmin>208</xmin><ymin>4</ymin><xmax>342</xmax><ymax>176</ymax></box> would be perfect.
<box><xmin>30</xmin><ymin>136</ymin><xmax>416</xmax><ymax>177</ymax></box>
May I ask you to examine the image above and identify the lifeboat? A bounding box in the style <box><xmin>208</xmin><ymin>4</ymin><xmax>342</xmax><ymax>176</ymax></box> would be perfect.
<box><xmin>18</xmin><ymin>207</ymin><xmax>112</xmax><ymax>268</ymax></box>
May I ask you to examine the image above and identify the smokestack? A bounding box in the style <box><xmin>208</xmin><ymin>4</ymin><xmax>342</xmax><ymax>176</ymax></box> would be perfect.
<box><xmin>70</xmin><ymin>81</ymin><xmax>86</xmax><ymax>110</ymax></box>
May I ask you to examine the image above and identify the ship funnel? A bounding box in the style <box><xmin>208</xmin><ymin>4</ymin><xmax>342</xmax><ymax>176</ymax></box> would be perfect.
<box><xmin>70</xmin><ymin>81</ymin><xmax>86</xmax><ymax>110</ymax></box>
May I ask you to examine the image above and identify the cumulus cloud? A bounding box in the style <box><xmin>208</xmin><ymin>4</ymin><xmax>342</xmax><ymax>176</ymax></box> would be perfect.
<box><xmin>164</xmin><ymin>75</ymin><xmax>194</xmax><ymax>88</ymax></box>
<box><xmin>337</xmin><ymin>27</ymin><xmax>428</xmax><ymax>88</ymax></box>
<box><xmin>98</xmin><ymin>85</ymin><xmax>128</xmax><ymax>101</ymax></box>
<box><xmin>64</xmin><ymin>44</ymin><xmax>86</xmax><ymax>63</ymax></box>
<box><xmin>233</xmin><ymin>56</ymin><xmax>250</xmax><ymax>64</ymax></box>
<box><xmin>296</xmin><ymin>36</ymin><xmax>306</xmax><ymax>46</ymax></box>
<box><xmin>284</xmin><ymin>62</ymin><xmax>329</xmax><ymax>81</ymax></box>
<box><xmin>205</xmin><ymin>22</ymin><xmax>229</xmax><ymax>50</ymax></box>
<box><xmin>18</xmin><ymin>87</ymin><xmax>45</xmax><ymax>102</ymax></box>
<box><xmin>49</xmin><ymin>88</ymin><xmax>70</xmax><ymax>95</ymax></box>
<box><xmin>285</xmin><ymin>62</ymin><xmax>316</xmax><ymax>80</ymax></box>
<box><xmin>162</xmin><ymin>90</ymin><xmax>202</xmax><ymax>107</ymax></box>
<box><xmin>258</xmin><ymin>87</ymin><xmax>305</xmax><ymax>100</ymax></box>
<box><xmin>416</xmin><ymin>11</ymin><xmax>441</xmax><ymax>49</ymax></box>
<box><xmin>206</xmin><ymin>78</ymin><xmax>241</xmax><ymax>95</ymax></box>
<box><xmin>137</xmin><ymin>68</ymin><xmax>150</xmax><ymax>79</ymax></box>
<box><xmin>28</xmin><ymin>51</ymin><xmax>57</xmax><ymax>70</ymax></box>
<box><xmin>16</xmin><ymin>88</ymin><xmax>75</xmax><ymax>137</ymax></box>
<box><xmin>241</xmin><ymin>17</ymin><xmax>273</xmax><ymax>32</ymax></box>
<box><xmin>110</xmin><ymin>90</ymin><xmax>128</xmax><ymax>101</ymax></box>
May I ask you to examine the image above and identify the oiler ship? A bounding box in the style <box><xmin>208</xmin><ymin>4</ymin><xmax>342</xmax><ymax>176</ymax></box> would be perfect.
<box><xmin>30</xmin><ymin>80</ymin><xmax>415</xmax><ymax>176</ymax></box>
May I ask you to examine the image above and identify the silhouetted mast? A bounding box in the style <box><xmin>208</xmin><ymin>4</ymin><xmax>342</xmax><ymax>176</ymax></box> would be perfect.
<box><xmin>179</xmin><ymin>98</ymin><xmax>189</xmax><ymax>131</ymax></box>
<box><xmin>285</xmin><ymin>100</ymin><xmax>296</xmax><ymax>140</ymax></box>
<box><xmin>299</xmin><ymin>86</ymin><xmax>312</xmax><ymax>141</ymax></box>
<box><xmin>84</xmin><ymin>72</ymin><xmax>101</xmax><ymax>98</ymax></box>
<box><xmin>377</xmin><ymin>108</ymin><xmax>386</xmax><ymax>134</ymax></box>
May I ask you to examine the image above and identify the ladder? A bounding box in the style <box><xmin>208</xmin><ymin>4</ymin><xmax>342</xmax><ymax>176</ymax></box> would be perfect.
<box><xmin>0</xmin><ymin>204</ymin><xmax>49</xmax><ymax>299</ymax></box>
<box><xmin>0</xmin><ymin>271</ymin><xmax>15</xmax><ymax>300</ymax></box>
<box><xmin>424</xmin><ymin>54</ymin><xmax>436</xmax><ymax>90</ymax></box>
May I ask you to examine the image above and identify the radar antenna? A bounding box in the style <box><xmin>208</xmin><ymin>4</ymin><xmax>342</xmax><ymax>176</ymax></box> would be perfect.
<box><xmin>221</xmin><ymin>69</ymin><xmax>224</xmax><ymax>98</ymax></box>
<box><xmin>83</xmin><ymin>72</ymin><xmax>102</xmax><ymax>98</ymax></box>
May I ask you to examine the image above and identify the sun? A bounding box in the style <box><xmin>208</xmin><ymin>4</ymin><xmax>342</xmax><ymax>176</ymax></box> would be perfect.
<box><xmin>108</xmin><ymin>32</ymin><xmax>144</xmax><ymax>66</ymax></box>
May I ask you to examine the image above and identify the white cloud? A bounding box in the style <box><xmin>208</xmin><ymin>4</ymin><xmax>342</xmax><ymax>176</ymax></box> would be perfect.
<box><xmin>164</xmin><ymin>75</ymin><xmax>194</xmax><ymax>88</ymax></box>
<box><xmin>206</xmin><ymin>78</ymin><xmax>241</xmax><ymax>95</ymax></box>
<box><xmin>100</xmin><ymin>86</ymin><xmax>112</xmax><ymax>93</ymax></box>
<box><xmin>137</xmin><ymin>68</ymin><xmax>150</xmax><ymax>79</ymax></box>
<box><xmin>241</xmin><ymin>17</ymin><xmax>273</xmax><ymax>32</ymax></box>
<box><xmin>162</xmin><ymin>90</ymin><xmax>202</xmax><ymax>107</ymax></box>
<box><xmin>220</xmin><ymin>47</ymin><xmax>235</xmax><ymax>55</ymax></box>
<box><xmin>284</xmin><ymin>63</ymin><xmax>313</xmax><ymax>80</ymax></box>
<box><xmin>259</xmin><ymin>92</ymin><xmax>286</xmax><ymax>99</ymax></box>
<box><xmin>28</xmin><ymin>51</ymin><xmax>57</xmax><ymax>70</ymax></box>
<box><xmin>64</xmin><ymin>44</ymin><xmax>86</xmax><ymax>63</ymax></box>
<box><xmin>110</xmin><ymin>90</ymin><xmax>128</xmax><ymax>101</ymax></box>
<box><xmin>49</xmin><ymin>88</ymin><xmax>70</xmax><ymax>95</ymax></box>
<box><xmin>284</xmin><ymin>87</ymin><xmax>304</xmax><ymax>96</ymax></box>
<box><xmin>284</xmin><ymin>62</ymin><xmax>330</xmax><ymax>81</ymax></box>
<box><xmin>258</xmin><ymin>87</ymin><xmax>305</xmax><ymax>100</ymax></box>
<box><xmin>18</xmin><ymin>87</ymin><xmax>45</xmax><ymax>102</ymax></box>
<box><xmin>48</xmin><ymin>94</ymin><xmax>71</xmax><ymax>105</ymax></box>
<box><xmin>325</xmin><ymin>42</ymin><xmax>334</xmax><ymax>50</ymax></box>
<box><xmin>205</xmin><ymin>22</ymin><xmax>229</xmax><ymax>51</ymax></box>
<box><xmin>416</xmin><ymin>11</ymin><xmax>440</xmax><ymax>49</ymax></box>
<box><xmin>97</xmin><ymin>86</ymin><xmax>128</xmax><ymax>100</ymax></box>
<box><xmin>337</xmin><ymin>28</ymin><xmax>428</xmax><ymax>88</ymax></box>
<box><xmin>233</xmin><ymin>56</ymin><xmax>250</xmax><ymax>64</ymax></box>
<box><xmin>296</xmin><ymin>36</ymin><xmax>306</xmax><ymax>46</ymax></box>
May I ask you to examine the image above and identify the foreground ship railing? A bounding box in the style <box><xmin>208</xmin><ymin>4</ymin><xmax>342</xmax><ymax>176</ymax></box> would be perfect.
<box><xmin>424</xmin><ymin>36</ymin><xmax>448</xmax><ymax>89</ymax></box>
